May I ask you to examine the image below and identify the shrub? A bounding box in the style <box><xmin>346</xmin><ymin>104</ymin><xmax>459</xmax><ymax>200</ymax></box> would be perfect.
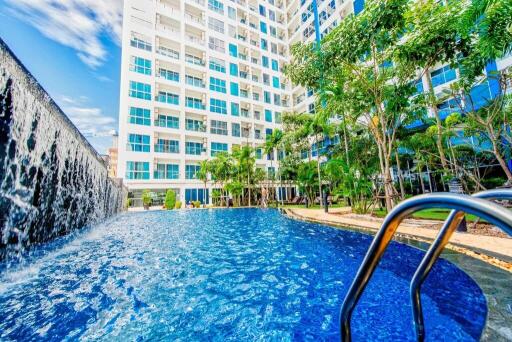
<box><xmin>142</xmin><ymin>190</ymin><xmax>152</xmax><ymax>207</ymax></box>
<box><xmin>192</xmin><ymin>201</ymin><xmax>201</xmax><ymax>208</ymax></box>
<box><xmin>175</xmin><ymin>201</ymin><xmax>182</xmax><ymax>209</ymax></box>
<box><xmin>164</xmin><ymin>189</ymin><xmax>176</xmax><ymax>210</ymax></box>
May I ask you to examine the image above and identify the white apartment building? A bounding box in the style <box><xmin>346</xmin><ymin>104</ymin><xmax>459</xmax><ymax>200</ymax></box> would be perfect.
<box><xmin>118</xmin><ymin>0</ymin><xmax>311</xmax><ymax>205</ymax></box>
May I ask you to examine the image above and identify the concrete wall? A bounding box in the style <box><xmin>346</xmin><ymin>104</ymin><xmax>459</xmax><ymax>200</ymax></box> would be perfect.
<box><xmin>0</xmin><ymin>38</ymin><xmax>126</xmax><ymax>260</ymax></box>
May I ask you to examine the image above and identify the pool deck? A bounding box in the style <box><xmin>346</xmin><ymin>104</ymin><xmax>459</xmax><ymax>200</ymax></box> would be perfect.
<box><xmin>285</xmin><ymin>207</ymin><xmax>512</xmax><ymax>272</ymax></box>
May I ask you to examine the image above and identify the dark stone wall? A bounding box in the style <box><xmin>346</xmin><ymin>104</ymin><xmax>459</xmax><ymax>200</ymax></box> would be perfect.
<box><xmin>0</xmin><ymin>38</ymin><xmax>126</xmax><ymax>260</ymax></box>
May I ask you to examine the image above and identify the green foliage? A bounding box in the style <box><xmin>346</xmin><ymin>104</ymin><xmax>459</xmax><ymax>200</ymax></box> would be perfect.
<box><xmin>175</xmin><ymin>201</ymin><xmax>182</xmax><ymax>209</ymax></box>
<box><xmin>192</xmin><ymin>201</ymin><xmax>201</xmax><ymax>208</ymax></box>
<box><xmin>297</xmin><ymin>161</ymin><xmax>319</xmax><ymax>204</ymax></box>
<box><xmin>141</xmin><ymin>190</ymin><xmax>152</xmax><ymax>207</ymax></box>
<box><xmin>164</xmin><ymin>189</ymin><xmax>176</xmax><ymax>210</ymax></box>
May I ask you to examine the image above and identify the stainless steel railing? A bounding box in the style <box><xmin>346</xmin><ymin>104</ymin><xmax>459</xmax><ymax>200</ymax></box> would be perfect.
<box><xmin>339</xmin><ymin>192</ymin><xmax>512</xmax><ymax>341</ymax></box>
<box><xmin>410</xmin><ymin>189</ymin><xmax>512</xmax><ymax>341</ymax></box>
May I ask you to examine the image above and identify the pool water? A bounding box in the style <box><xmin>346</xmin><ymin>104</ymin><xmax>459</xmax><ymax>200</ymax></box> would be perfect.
<box><xmin>0</xmin><ymin>209</ymin><xmax>487</xmax><ymax>341</ymax></box>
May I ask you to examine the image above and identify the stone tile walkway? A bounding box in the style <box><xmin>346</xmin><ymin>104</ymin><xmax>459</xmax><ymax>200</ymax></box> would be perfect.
<box><xmin>285</xmin><ymin>207</ymin><xmax>512</xmax><ymax>271</ymax></box>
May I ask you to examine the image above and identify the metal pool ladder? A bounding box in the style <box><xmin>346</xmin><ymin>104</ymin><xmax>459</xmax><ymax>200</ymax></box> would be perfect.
<box><xmin>339</xmin><ymin>190</ymin><xmax>512</xmax><ymax>342</ymax></box>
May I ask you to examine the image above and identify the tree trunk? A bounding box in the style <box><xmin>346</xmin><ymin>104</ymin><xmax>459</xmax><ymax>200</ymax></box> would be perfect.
<box><xmin>425</xmin><ymin>71</ymin><xmax>449</xmax><ymax>171</ymax></box>
<box><xmin>489</xmin><ymin>131</ymin><xmax>512</xmax><ymax>182</ymax></box>
<box><xmin>377</xmin><ymin>141</ymin><xmax>393</xmax><ymax>211</ymax></box>
<box><xmin>395</xmin><ymin>150</ymin><xmax>405</xmax><ymax>200</ymax></box>
<box><xmin>316</xmin><ymin>135</ymin><xmax>323</xmax><ymax>206</ymax></box>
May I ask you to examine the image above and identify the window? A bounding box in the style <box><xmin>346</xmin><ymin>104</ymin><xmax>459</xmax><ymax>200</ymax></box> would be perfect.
<box><xmin>260</xmin><ymin>21</ymin><xmax>267</xmax><ymax>34</ymax></box>
<box><xmin>126</xmin><ymin>161</ymin><xmax>149</xmax><ymax>180</ymax></box>
<box><xmin>186</xmin><ymin>97</ymin><xmax>205</xmax><ymax>110</ymax></box>
<box><xmin>231</xmin><ymin>103</ymin><xmax>239</xmax><ymax>116</ymax></box>
<box><xmin>269</xmin><ymin>10</ymin><xmax>276</xmax><ymax>21</ymax></box>
<box><xmin>256</xmin><ymin>148</ymin><xmax>262</xmax><ymax>159</ymax></box>
<box><xmin>130</xmin><ymin>56</ymin><xmax>151</xmax><ymax>75</ymax></box>
<box><xmin>157</xmin><ymin>45</ymin><xmax>179</xmax><ymax>59</ymax></box>
<box><xmin>275</xmin><ymin>112</ymin><xmax>282</xmax><ymax>124</ymax></box>
<box><xmin>263</xmin><ymin>73</ymin><xmax>270</xmax><ymax>85</ymax></box>
<box><xmin>208</xmin><ymin>0</ymin><xmax>224</xmax><ymax>14</ymax></box>
<box><xmin>271</xmin><ymin>59</ymin><xmax>279</xmax><ymax>71</ymax></box>
<box><xmin>211</xmin><ymin>142</ymin><xmax>228</xmax><ymax>156</ymax></box>
<box><xmin>186</xmin><ymin>118</ymin><xmax>205</xmax><ymax>132</ymax></box>
<box><xmin>155</xmin><ymin>139</ymin><xmax>180</xmax><ymax>153</ymax></box>
<box><xmin>261</xmin><ymin>38</ymin><xmax>268</xmax><ymax>50</ymax></box>
<box><xmin>431</xmin><ymin>65</ymin><xmax>456</xmax><ymax>87</ymax></box>
<box><xmin>262</xmin><ymin>56</ymin><xmax>269</xmax><ymax>68</ymax></box>
<box><xmin>159</xmin><ymin>68</ymin><xmax>179</xmax><ymax>82</ymax></box>
<box><xmin>130</xmin><ymin>35</ymin><xmax>152</xmax><ymax>51</ymax></box>
<box><xmin>185</xmin><ymin>54</ymin><xmax>204</xmax><ymax>66</ymax></box>
<box><xmin>209</xmin><ymin>37</ymin><xmax>225</xmax><ymax>53</ymax></box>
<box><xmin>274</xmin><ymin>94</ymin><xmax>281</xmax><ymax>105</ymax></box>
<box><xmin>209</xmin><ymin>58</ymin><xmax>226</xmax><ymax>73</ymax></box>
<box><xmin>210</xmin><ymin>77</ymin><xmax>226</xmax><ymax>93</ymax></box>
<box><xmin>186</xmin><ymin>141</ymin><xmax>203</xmax><ymax>155</ymax></box>
<box><xmin>259</xmin><ymin>5</ymin><xmax>266</xmax><ymax>16</ymax></box>
<box><xmin>230</xmin><ymin>82</ymin><xmax>239</xmax><ymax>96</ymax></box>
<box><xmin>229</xmin><ymin>43</ymin><xmax>238</xmax><ymax>57</ymax></box>
<box><xmin>210</xmin><ymin>98</ymin><xmax>227</xmax><ymax>114</ymax></box>
<box><xmin>265</xmin><ymin>109</ymin><xmax>272</xmax><ymax>122</ymax></box>
<box><xmin>186</xmin><ymin>165</ymin><xmax>201</xmax><ymax>179</ymax></box>
<box><xmin>208</xmin><ymin>17</ymin><xmax>224</xmax><ymax>33</ymax></box>
<box><xmin>270</xmin><ymin>26</ymin><xmax>277</xmax><ymax>38</ymax></box>
<box><xmin>232</xmin><ymin>123</ymin><xmax>240</xmax><ymax>137</ymax></box>
<box><xmin>185</xmin><ymin>75</ymin><xmax>205</xmax><ymax>88</ymax></box>
<box><xmin>157</xmin><ymin>91</ymin><xmax>179</xmax><ymax>105</ymax></box>
<box><xmin>228</xmin><ymin>6</ymin><xmax>236</xmax><ymax>20</ymax></box>
<box><xmin>437</xmin><ymin>98</ymin><xmax>459</xmax><ymax>119</ymax></box>
<box><xmin>129</xmin><ymin>81</ymin><xmax>151</xmax><ymax>100</ymax></box>
<box><xmin>272</xmin><ymin>76</ymin><xmax>280</xmax><ymax>88</ymax></box>
<box><xmin>413</xmin><ymin>79</ymin><xmax>424</xmax><ymax>94</ymax></box>
<box><xmin>264</xmin><ymin>91</ymin><xmax>271</xmax><ymax>104</ymax></box>
<box><xmin>127</xmin><ymin>134</ymin><xmax>150</xmax><ymax>152</ymax></box>
<box><xmin>230</xmin><ymin>63</ymin><xmax>238</xmax><ymax>76</ymax></box>
<box><xmin>210</xmin><ymin>120</ymin><xmax>228</xmax><ymax>135</ymax></box>
<box><xmin>155</xmin><ymin>114</ymin><xmax>179</xmax><ymax>129</ymax></box>
<box><xmin>128</xmin><ymin>107</ymin><xmax>151</xmax><ymax>126</ymax></box>
<box><xmin>154</xmin><ymin>164</ymin><xmax>179</xmax><ymax>179</ymax></box>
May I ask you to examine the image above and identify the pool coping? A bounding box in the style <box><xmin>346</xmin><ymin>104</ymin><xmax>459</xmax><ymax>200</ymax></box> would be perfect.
<box><xmin>282</xmin><ymin>208</ymin><xmax>512</xmax><ymax>341</ymax></box>
<box><xmin>283</xmin><ymin>208</ymin><xmax>512</xmax><ymax>272</ymax></box>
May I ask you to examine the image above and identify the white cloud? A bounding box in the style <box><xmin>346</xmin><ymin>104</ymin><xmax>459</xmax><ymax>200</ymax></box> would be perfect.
<box><xmin>58</xmin><ymin>95</ymin><xmax>117</xmax><ymax>135</ymax></box>
<box><xmin>5</xmin><ymin>0</ymin><xmax>123</xmax><ymax>68</ymax></box>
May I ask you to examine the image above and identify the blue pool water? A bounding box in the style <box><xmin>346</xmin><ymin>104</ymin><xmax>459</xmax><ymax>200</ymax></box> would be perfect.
<box><xmin>0</xmin><ymin>209</ymin><xmax>487</xmax><ymax>341</ymax></box>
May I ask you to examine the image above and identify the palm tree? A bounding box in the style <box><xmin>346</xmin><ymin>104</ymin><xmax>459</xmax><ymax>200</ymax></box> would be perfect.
<box><xmin>263</xmin><ymin>129</ymin><xmax>284</xmax><ymax>205</ymax></box>
<box><xmin>197</xmin><ymin>160</ymin><xmax>210</xmax><ymax>207</ymax></box>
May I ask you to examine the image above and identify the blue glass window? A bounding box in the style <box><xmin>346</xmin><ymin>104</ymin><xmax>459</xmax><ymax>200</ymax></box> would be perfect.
<box><xmin>209</xmin><ymin>58</ymin><xmax>226</xmax><ymax>73</ymax></box>
<box><xmin>186</xmin><ymin>97</ymin><xmax>205</xmax><ymax>110</ymax></box>
<box><xmin>157</xmin><ymin>91</ymin><xmax>179</xmax><ymax>105</ymax></box>
<box><xmin>129</xmin><ymin>81</ymin><xmax>151</xmax><ymax>100</ymax></box>
<box><xmin>127</xmin><ymin>134</ymin><xmax>150</xmax><ymax>152</ymax></box>
<box><xmin>210</xmin><ymin>120</ymin><xmax>228</xmax><ymax>135</ymax></box>
<box><xmin>154</xmin><ymin>114</ymin><xmax>179</xmax><ymax>129</ymax></box>
<box><xmin>155</xmin><ymin>139</ymin><xmax>180</xmax><ymax>153</ymax></box>
<box><xmin>262</xmin><ymin>56</ymin><xmax>269</xmax><ymax>68</ymax></box>
<box><xmin>130</xmin><ymin>56</ymin><xmax>151</xmax><ymax>75</ymax></box>
<box><xmin>229</xmin><ymin>43</ymin><xmax>238</xmax><ymax>57</ymax></box>
<box><xmin>186</xmin><ymin>119</ymin><xmax>205</xmax><ymax>132</ymax></box>
<box><xmin>271</xmin><ymin>59</ymin><xmax>279</xmax><ymax>71</ymax></box>
<box><xmin>154</xmin><ymin>164</ymin><xmax>179</xmax><ymax>179</ymax></box>
<box><xmin>264</xmin><ymin>91</ymin><xmax>271</xmax><ymax>104</ymax></box>
<box><xmin>231</xmin><ymin>102</ymin><xmax>239</xmax><ymax>116</ymax></box>
<box><xmin>272</xmin><ymin>76</ymin><xmax>280</xmax><ymax>88</ymax></box>
<box><xmin>210</xmin><ymin>98</ymin><xmax>227</xmax><ymax>114</ymax></box>
<box><xmin>232</xmin><ymin>123</ymin><xmax>240</xmax><ymax>137</ymax></box>
<box><xmin>128</xmin><ymin>107</ymin><xmax>151</xmax><ymax>126</ymax></box>
<box><xmin>230</xmin><ymin>82</ymin><xmax>239</xmax><ymax>96</ymax></box>
<box><xmin>126</xmin><ymin>161</ymin><xmax>149</xmax><ymax>180</ymax></box>
<box><xmin>230</xmin><ymin>63</ymin><xmax>238</xmax><ymax>76</ymax></box>
<box><xmin>159</xmin><ymin>68</ymin><xmax>179</xmax><ymax>82</ymax></box>
<box><xmin>211</xmin><ymin>142</ymin><xmax>228</xmax><ymax>156</ymax></box>
<box><xmin>265</xmin><ymin>109</ymin><xmax>272</xmax><ymax>122</ymax></box>
<box><xmin>259</xmin><ymin>4</ymin><xmax>266</xmax><ymax>16</ymax></box>
<box><xmin>210</xmin><ymin>77</ymin><xmax>227</xmax><ymax>93</ymax></box>
<box><xmin>261</xmin><ymin>39</ymin><xmax>268</xmax><ymax>50</ymax></box>
<box><xmin>185</xmin><ymin>165</ymin><xmax>201</xmax><ymax>179</ymax></box>
<box><xmin>186</xmin><ymin>141</ymin><xmax>203</xmax><ymax>155</ymax></box>
<box><xmin>260</xmin><ymin>21</ymin><xmax>267</xmax><ymax>34</ymax></box>
<box><xmin>431</xmin><ymin>65</ymin><xmax>456</xmax><ymax>88</ymax></box>
<box><xmin>208</xmin><ymin>0</ymin><xmax>224</xmax><ymax>13</ymax></box>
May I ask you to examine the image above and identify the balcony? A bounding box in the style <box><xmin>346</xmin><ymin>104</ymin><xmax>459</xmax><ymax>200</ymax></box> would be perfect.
<box><xmin>185</xmin><ymin>12</ymin><xmax>205</xmax><ymax>26</ymax></box>
<box><xmin>155</xmin><ymin>142</ymin><xmax>179</xmax><ymax>154</ymax></box>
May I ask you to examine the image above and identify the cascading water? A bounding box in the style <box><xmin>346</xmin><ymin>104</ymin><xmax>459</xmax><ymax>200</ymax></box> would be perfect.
<box><xmin>0</xmin><ymin>38</ymin><xmax>126</xmax><ymax>261</ymax></box>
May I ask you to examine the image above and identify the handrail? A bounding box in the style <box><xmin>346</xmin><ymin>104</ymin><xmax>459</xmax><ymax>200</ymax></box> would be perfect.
<box><xmin>339</xmin><ymin>192</ymin><xmax>512</xmax><ymax>341</ymax></box>
<box><xmin>410</xmin><ymin>189</ymin><xmax>512</xmax><ymax>341</ymax></box>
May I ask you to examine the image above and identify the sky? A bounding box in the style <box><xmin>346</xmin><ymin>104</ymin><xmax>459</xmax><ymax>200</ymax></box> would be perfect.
<box><xmin>0</xmin><ymin>0</ymin><xmax>124</xmax><ymax>154</ymax></box>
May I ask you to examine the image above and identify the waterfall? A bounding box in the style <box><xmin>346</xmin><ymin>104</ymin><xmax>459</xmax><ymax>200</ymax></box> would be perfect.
<box><xmin>0</xmin><ymin>38</ymin><xmax>126</xmax><ymax>261</ymax></box>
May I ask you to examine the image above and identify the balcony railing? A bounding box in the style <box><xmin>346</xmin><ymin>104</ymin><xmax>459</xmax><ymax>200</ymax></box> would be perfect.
<box><xmin>154</xmin><ymin>143</ymin><xmax>179</xmax><ymax>154</ymax></box>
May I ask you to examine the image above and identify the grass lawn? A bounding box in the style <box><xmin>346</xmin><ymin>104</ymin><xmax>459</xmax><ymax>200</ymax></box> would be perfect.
<box><xmin>281</xmin><ymin>203</ymin><xmax>348</xmax><ymax>209</ymax></box>
<box><xmin>374</xmin><ymin>208</ymin><xmax>480</xmax><ymax>222</ymax></box>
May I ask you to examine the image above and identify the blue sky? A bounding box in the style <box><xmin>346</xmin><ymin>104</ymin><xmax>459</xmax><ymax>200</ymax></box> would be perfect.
<box><xmin>0</xmin><ymin>0</ymin><xmax>123</xmax><ymax>154</ymax></box>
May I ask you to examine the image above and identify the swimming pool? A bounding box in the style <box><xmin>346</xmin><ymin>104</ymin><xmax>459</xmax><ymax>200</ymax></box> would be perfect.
<box><xmin>0</xmin><ymin>209</ymin><xmax>487</xmax><ymax>341</ymax></box>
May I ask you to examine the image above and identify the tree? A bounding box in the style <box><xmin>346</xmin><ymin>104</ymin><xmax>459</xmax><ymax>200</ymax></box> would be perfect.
<box><xmin>263</xmin><ymin>129</ymin><xmax>284</xmax><ymax>205</ymax></box>
<box><xmin>286</xmin><ymin>0</ymin><xmax>418</xmax><ymax>211</ymax></box>
<box><xmin>209</xmin><ymin>152</ymin><xmax>232</xmax><ymax>207</ymax></box>
<box><xmin>164</xmin><ymin>189</ymin><xmax>176</xmax><ymax>210</ymax></box>
<box><xmin>197</xmin><ymin>160</ymin><xmax>210</xmax><ymax>207</ymax></box>
<box><xmin>297</xmin><ymin>161</ymin><xmax>319</xmax><ymax>206</ymax></box>
<box><xmin>141</xmin><ymin>189</ymin><xmax>152</xmax><ymax>210</ymax></box>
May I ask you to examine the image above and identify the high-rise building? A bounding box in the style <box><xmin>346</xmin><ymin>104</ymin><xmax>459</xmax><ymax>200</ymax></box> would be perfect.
<box><xmin>118</xmin><ymin>0</ymin><xmax>355</xmax><ymax>205</ymax></box>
